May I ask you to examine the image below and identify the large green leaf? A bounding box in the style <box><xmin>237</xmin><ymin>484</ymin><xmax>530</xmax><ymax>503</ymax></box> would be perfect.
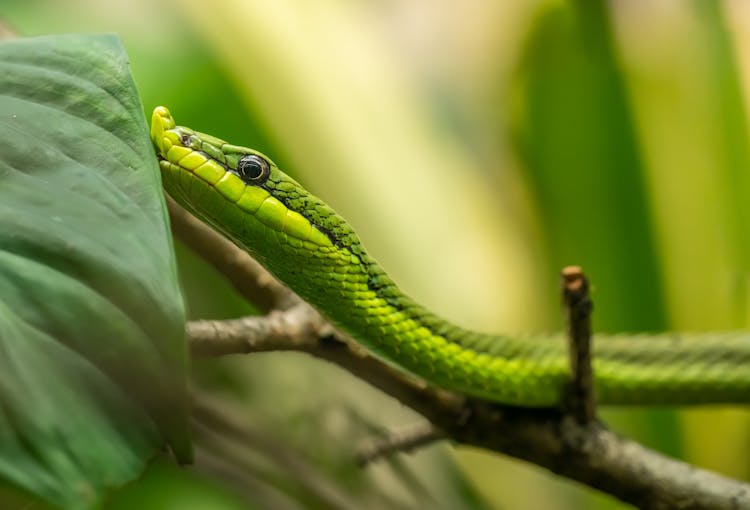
<box><xmin>0</xmin><ymin>34</ymin><xmax>190</xmax><ymax>508</ymax></box>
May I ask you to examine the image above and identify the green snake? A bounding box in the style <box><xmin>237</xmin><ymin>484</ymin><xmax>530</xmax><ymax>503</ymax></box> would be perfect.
<box><xmin>151</xmin><ymin>106</ymin><xmax>750</xmax><ymax>407</ymax></box>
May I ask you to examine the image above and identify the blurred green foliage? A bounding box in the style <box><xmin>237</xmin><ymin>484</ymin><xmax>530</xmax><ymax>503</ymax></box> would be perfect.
<box><xmin>4</xmin><ymin>0</ymin><xmax>750</xmax><ymax>509</ymax></box>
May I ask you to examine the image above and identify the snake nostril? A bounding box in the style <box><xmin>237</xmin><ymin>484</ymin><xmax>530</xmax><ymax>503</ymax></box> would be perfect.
<box><xmin>180</xmin><ymin>134</ymin><xmax>192</xmax><ymax>146</ymax></box>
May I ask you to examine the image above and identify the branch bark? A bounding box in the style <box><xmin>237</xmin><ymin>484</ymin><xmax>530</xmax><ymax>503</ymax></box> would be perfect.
<box><xmin>173</xmin><ymin>202</ymin><xmax>750</xmax><ymax>510</ymax></box>
<box><xmin>561</xmin><ymin>265</ymin><xmax>596</xmax><ymax>424</ymax></box>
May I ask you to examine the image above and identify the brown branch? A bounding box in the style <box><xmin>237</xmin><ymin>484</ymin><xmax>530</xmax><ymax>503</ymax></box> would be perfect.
<box><xmin>188</xmin><ymin>316</ymin><xmax>750</xmax><ymax>509</ymax></box>
<box><xmin>356</xmin><ymin>423</ymin><xmax>445</xmax><ymax>467</ymax></box>
<box><xmin>561</xmin><ymin>265</ymin><xmax>596</xmax><ymax>424</ymax></box>
<box><xmin>189</xmin><ymin>308</ymin><xmax>465</xmax><ymax>419</ymax></box>
<box><xmin>188</xmin><ymin>303</ymin><xmax>328</xmax><ymax>356</ymax></box>
<box><xmin>172</xmin><ymin>199</ymin><xmax>750</xmax><ymax>510</ymax></box>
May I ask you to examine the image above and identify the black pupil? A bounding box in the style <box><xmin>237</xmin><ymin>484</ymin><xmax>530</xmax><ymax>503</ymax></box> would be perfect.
<box><xmin>239</xmin><ymin>156</ymin><xmax>265</xmax><ymax>180</ymax></box>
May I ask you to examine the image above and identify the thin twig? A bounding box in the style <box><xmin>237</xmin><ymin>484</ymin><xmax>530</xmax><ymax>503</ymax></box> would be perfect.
<box><xmin>356</xmin><ymin>423</ymin><xmax>445</xmax><ymax>467</ymax></box>
<box><xmin>561</xmin><ymin>265</ymin><xmax>595</xmax><ymax>424</ymax></box>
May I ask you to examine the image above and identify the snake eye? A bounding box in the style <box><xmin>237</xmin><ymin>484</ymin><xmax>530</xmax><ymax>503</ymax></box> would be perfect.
<box><xmin>237</xmin><ymin>154</ymin><xmax>270</xmax><ymax>184</ymax></box>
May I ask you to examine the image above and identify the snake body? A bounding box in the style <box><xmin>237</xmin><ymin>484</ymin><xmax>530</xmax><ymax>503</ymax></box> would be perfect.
<box><xmin>151</xmin><ymin>106</ymin><xmax>750</xmax><ymax>407</ymax></box>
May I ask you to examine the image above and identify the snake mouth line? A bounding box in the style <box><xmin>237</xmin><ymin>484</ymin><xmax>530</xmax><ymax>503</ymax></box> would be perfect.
<box><xmin>160</xmin><ymin>153</ymin><xmax>339</xmax><ymax>248</ymax></box>
<box><xmin>153</xmin><ymin>112</ymin><xmax>336</xmax><ymax>249</ymax></box>
<box><xmin>151</xmin><ymin>108</ymin><xmax>341</xmax><ymax>249</ymax></box>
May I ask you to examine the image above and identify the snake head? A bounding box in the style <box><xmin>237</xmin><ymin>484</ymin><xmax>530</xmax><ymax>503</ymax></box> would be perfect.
<box><xmin>149</xmin><ymin>107</ymin><xmax>364</xmax><ymax>262</ymax></box>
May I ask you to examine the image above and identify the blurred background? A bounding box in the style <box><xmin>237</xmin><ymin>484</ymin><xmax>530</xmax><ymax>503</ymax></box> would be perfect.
<box><xmin>4</xmin><ymin>0</ymin><xmax>750</xmax><ymax>508</ymax></box>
